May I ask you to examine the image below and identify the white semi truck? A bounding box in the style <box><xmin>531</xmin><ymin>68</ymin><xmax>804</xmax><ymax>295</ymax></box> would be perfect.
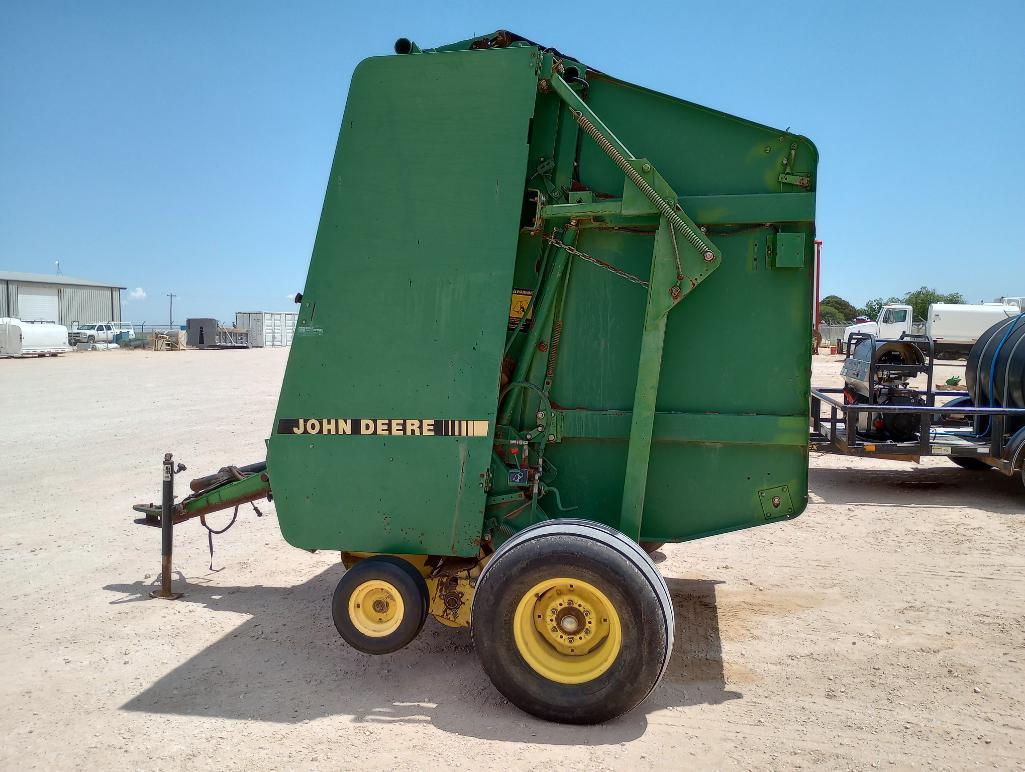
<box><xmin>841</xmin><ymin>302</ymin><xmax>1019</xmax><ymax>358</ymax></box>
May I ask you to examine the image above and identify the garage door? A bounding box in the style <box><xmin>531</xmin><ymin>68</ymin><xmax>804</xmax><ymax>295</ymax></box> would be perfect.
<box><xmin>18</xmin><ymin>286</ymin><xmax>59</xmax><ymax>322</ymax></box>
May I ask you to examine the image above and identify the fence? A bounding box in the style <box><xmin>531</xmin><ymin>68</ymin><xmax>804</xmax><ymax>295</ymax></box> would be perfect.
<box><xmin>125</xmin><ymin>323</ymin><xmax>183</xmax><ymax>335</ymax></box>
<box><xmin>818</xmin><ymin>324</ymin><xmax>847</xmax><ymax>347</ymax></box>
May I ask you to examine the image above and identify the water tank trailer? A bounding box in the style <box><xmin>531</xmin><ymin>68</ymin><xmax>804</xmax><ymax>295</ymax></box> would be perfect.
<box><xmin>813</xmin><ymin>317</ymin><xmax>1025</xmax><ymax>478</ymax></box>
<box><xmin>133</xmin><ymin>31</ymin><xmax>819</xmax><ymax>724</ymax></box>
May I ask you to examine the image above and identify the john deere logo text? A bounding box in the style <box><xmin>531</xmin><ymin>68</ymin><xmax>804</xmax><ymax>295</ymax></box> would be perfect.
<box><xmin>277</xmin><ymin>418</ymin><xmax>489</xmax><ymax>437</ymax></box>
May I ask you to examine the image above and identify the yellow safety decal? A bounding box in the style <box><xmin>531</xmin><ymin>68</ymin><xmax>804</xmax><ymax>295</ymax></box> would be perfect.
<box><xmin>508</xmin><ymin>287</ymin><xmax>534</xmax><ymax>330</ymax></box>
<box><xmin>277</xmin><ymin>418</ymin><xmax>490</xmax><ymax>437</ymax></box>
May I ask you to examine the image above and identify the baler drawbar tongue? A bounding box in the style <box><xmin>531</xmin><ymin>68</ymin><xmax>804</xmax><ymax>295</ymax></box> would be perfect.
<box><xmin>132</xmin><ymin>460</ymin><xmax>270</xmax><ymax>527</ymax></box>
<box><xmin>132</xmin><ymin>454</ymin><xmax>272</xmax><ymax>598</ymax></box>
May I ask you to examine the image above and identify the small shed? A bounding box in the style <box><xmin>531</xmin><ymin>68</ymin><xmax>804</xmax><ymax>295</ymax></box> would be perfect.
<box><xmin>186</xmin><ymin>318</ymin><xmax>250</xmax><ymax>349</ymax></box>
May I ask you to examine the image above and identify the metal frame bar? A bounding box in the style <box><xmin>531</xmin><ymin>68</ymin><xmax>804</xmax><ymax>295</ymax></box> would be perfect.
<box><xmin>620</xmin><ymin>216</ymin><xmax>676</xmax><ymax>540</ymax></box>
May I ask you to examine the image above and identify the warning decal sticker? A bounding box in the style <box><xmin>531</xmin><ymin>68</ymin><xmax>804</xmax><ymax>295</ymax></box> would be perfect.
<box><xmin>508</xmin><ymin>288</ymin><xmax>534</xmax><ymax>330</ymax></box>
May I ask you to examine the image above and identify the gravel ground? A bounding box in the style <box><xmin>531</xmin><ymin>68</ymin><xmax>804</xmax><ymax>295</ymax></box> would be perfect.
<box><xmin>1</xmin><ymin>348</ymin><xmax>1023</xmax><ymax>770</ymax></box>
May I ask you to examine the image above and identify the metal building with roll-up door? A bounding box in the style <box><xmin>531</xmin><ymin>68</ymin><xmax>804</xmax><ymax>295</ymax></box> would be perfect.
<box><xmin>0</xmin><ymin>272</ymin><xmax>124</xmax><ymax>325</ymax></box>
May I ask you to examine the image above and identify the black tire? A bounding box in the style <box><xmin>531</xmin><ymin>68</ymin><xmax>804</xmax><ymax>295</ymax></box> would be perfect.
<box><xmin>472</xmin><ymin>519</ymin><xmax>673</xmax><ymax>724</ymax></box>
<box><xmin>934</xmin><ymin>395</ymin><xmax>973</xmax><ymax>424</ymax></box>
<box><xmin>640</xmin><ymin>541</ymin><xmax>666</xmax><ymax>554</ymax></box>
<box><xmin>949</xmin><ymin>457</ymin><xmax>991</xmax><ymax>471</ymax></box>
<box><xmin>87</xmin><ymin>335</ymin><xmax>95</xmax><ymax>343</ymax></box>
<box><xmin>331</xmin><ymin>555</ymin><xmax>428</xmax><ymax>655</ymax></box>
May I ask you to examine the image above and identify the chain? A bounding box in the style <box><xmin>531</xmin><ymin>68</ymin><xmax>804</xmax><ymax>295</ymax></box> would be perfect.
<box><xmin>542</xmin><ymin>234</ymin><xmax>649</xmax><ymax>288</ymax></box>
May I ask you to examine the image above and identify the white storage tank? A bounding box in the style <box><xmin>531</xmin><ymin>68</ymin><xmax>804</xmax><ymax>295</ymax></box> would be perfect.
<box><xmin>0</xmin><ymin>318</ymin><xmax>71</xmax><ymax>357</ymax></box>
<box><xmin>926</xmin><ymin>303</ymin><xmax>1018</xmax><ymax>346</ymax></box>
<box><xmin>234</xmin><ymin>311</ymin><xmax>298</xmax><ymax>347</ymax></box>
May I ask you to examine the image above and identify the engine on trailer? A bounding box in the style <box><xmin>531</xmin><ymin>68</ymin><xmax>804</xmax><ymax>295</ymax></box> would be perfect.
<box><xmin>841</xmin><ymin>337</ymin><xmax>927</xmax><ymax>441</ymax></box>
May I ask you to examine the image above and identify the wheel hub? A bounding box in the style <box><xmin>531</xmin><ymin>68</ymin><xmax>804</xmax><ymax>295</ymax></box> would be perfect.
<box><xmin>513</xmin><ymin>578</ymin><xmax>622</xmax><ymax>684</ymax></box>
<box><xmin>556</xmin><ymin>606</ymin><xmax>584</xmax><ymax>634</ymax></box>
<box><xmin>348</xmin><ymin>579</ymin><xmax>405</xmax><ymax>637</ymax></box>
<box><xmin>545</xmin><ymin>596</ymin><xmax>596</xmax><ymax>651</ymax></box>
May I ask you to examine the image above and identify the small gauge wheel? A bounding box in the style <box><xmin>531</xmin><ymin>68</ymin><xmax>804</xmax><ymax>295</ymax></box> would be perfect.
<box><xmin>332</xmin><ymin>555</ymin><xmax>428</xmax><ymax>655</ymax></box>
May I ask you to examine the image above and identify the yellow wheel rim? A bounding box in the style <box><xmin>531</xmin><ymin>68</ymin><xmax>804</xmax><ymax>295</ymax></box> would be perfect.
<box><xmin>512</xmin><ymin>577</ymin><xmax>622</xmax><ymax>685</ymax></box>
<box><xmin>348</xmin><ymin>579</ymin><xmax>405</xmax><ymax>637</ymax></box>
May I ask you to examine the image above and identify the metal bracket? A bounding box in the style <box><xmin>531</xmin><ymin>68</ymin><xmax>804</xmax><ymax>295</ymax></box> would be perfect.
<box><xmin>778</xmin><ymin>172</ymin><xmax>811</xmax><ymax>188</ymax></box>
<box><xmin>757</xmin><ymin>485</ymin><xmax>795</xmax><ymax>519</ymax></box>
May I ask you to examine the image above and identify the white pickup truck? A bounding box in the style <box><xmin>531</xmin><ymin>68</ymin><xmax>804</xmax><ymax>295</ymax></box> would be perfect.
<box><xmin>69</xmin><ymin>322</ymin><xmax>136</xmax><ymax>345</ymax></box>
<box><xmin>842</xmin><ymin>303</ymin><xmax>1019</xmax><ymax>358</ymax></box>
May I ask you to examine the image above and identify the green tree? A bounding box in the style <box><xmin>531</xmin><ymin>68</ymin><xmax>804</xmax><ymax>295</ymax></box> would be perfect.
<box><xmin>902</xmin><ymin>286</ymin><xmax>966</xmax><ymax>320</ymax></box>
<box><xmin>862</xmin><ymin>297</ymin><xmax>901</xmax><ymax>320</ymax></box>
<box><xmin>818</xmin><ymin>304</ymin><xmax>845</xmax><ymax>324</ymax></box>
<box><xmin>820</xmin><ymin>294</ymin><xmax>858</xmax><ymax>322</ymax></box>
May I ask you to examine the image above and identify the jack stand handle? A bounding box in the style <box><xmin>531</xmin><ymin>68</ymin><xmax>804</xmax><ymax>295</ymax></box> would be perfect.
<box><xmin>151</xmin><ymin>452</ymin><xmax>183</xmax><ymax>600</ymax></box>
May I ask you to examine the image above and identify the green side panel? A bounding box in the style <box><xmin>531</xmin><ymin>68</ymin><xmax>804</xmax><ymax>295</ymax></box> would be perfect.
<box><xmin>268</xmin><ymin>47</ymin><xmax>539</xmax><ymax>556</ymax></box>
<box><xmin>529</xmin><ymin>73</ymin><xmax>817</xmax><ymax>543</ymax></box>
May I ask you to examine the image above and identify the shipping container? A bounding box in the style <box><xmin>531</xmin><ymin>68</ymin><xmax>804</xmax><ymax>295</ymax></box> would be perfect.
<box><xmin>234</xmin><ymin>312</ymin><xmax>297</xmax><ymax>347</ymax></box>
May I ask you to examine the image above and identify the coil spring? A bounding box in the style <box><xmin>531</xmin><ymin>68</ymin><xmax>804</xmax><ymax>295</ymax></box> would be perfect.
<box><xmin>569</xmin><ymin>108</ymin><xmax>714</xmax><ymax>261</ymax></box>
<box><xmin>546</xmin><ymin>321</ymin><xmax>563</xmax><ymax>381</ymax></box>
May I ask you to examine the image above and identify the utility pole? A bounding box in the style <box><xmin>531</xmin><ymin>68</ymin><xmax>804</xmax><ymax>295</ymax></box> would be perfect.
<box><xmin>167</xmin><ymin>293</ymin><xmax>176</xmax><ymax>328</ymax></box>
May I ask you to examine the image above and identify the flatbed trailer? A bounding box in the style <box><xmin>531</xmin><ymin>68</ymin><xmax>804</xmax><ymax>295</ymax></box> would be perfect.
<box><xmin>811</xmin><ymin>386</ymin><xmax>1025</xmax><ymax>484</ymax></box>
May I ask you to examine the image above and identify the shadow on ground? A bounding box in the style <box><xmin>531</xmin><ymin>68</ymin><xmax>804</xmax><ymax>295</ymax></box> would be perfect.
<box><xmin>106</xmin><ymin>564</ymin><xmax>739</xmax><ymax>743</ymax></box>
<box><xmin>811</xmin><ymin>464</ymin><xmax>1024</xmax><ymax>513</ymax></box>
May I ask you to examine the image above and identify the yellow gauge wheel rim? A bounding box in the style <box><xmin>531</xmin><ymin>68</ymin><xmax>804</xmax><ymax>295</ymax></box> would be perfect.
<box><xmin>513</xmin><ymin>577</ymin><xmax>622</xmax><ymax>685</ymax></box>
<box><xmin>348</xmin><ymin>579</ymin><xmax>405</xmax><ymax>638</ymax></box>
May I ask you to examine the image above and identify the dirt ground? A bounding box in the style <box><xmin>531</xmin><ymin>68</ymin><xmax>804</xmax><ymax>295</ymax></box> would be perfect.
<box><xmin>1</xmin><ymin>348</ymin><xmax>1023</xmax><ymax>771</ymax></box>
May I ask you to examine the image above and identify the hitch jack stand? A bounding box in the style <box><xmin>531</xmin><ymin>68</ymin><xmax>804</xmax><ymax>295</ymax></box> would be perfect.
<box><xmin>151</xmin><ymin>452</ymin><xmax>184</xmax><ymax>600</ymax></box>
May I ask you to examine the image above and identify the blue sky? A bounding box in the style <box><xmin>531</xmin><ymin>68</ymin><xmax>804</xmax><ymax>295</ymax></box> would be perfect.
<box><xmin>1</xmin><ymin>1</ymin><xmax>1022</xmax><ymax>324</ymax></box>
